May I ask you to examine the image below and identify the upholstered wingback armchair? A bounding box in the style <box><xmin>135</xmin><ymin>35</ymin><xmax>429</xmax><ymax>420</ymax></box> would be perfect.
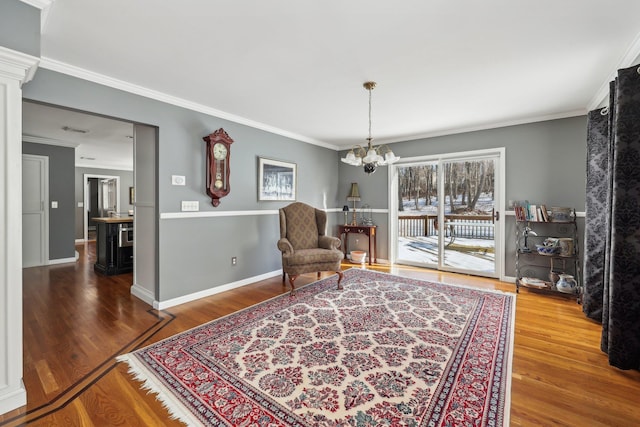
<box><xmin>277</xmin><ymin>202</ymin><xmax>344</xmax><ymax>295</ymax></box>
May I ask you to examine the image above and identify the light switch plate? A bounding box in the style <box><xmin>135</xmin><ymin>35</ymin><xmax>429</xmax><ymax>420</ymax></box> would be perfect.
<box><xmin>181</xmin><ymin>201</ymin><xmax>199</xmax><ymax>212</ymax></box>
<box><xmin>172</xmin><ymin>175</ymin><xmax>186</xmax><ymax>186</ymax></box>
<box><xmin>51</xmin><ymin>201</ymin><xmax>58</xmax><ymax>209</ymax></box>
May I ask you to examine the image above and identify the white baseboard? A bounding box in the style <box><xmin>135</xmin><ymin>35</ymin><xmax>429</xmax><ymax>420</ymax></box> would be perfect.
<box><xmin>131</xmin><ymin>283</ymin><xmax>155</xmax><ymax>306</ymax></box>
<box><xmin>48</xmin><ymin>257</ymin><xmax>76</xmax><ymax>265</ymax></box>
<box><xmin>0</xmin><ymin>381</ymin><xmax>26</xmax><ymax>415</ymax></box>
<box><xmin>74</xmin><ymin>238</ymin><xmax>85</xmax><ymax>244</ymax></box>
<box><xmin>153</xmin><ymin>270</ymin><xmax>283</xmax><ymax>310</ymax></box>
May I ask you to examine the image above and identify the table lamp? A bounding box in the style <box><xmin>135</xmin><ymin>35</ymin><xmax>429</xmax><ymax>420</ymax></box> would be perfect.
<box><xmin>342</xmin><ymin>205</ymin><xmax>349</xmax><ymax>225</ymax></box>
<box><xmin>347</xmin><ymin>183</ymin><xmax>360</xmax><ymax>226</ymax></box>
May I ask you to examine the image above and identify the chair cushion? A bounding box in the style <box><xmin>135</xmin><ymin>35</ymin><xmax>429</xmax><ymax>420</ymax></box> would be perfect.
<box><xmin>284</xmin><ymin>204</ymin><xmax>319</xmax><ymax>249</ymax></box>
<box><xmin>286</xmin><ymin>248</ymin><xmax>343</xmax><ymax>266</ymax></box>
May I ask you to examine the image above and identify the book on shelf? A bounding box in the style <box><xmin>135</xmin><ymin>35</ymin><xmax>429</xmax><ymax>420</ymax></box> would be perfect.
<box><xmin>540</xmin><ymin>204</ymin><xmax>550</xmax><ymax>222</ymax></box>
<box><xmin>514</xmin><ymin>202</ymin><xmax>551</xmax><ymax>222</ymax></box>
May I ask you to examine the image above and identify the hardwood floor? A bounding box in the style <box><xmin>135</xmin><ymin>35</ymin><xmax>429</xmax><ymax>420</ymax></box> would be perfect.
<box><xmin>1</xmin><ymin>243</ymin><xmax>639</xmax><ymax>426</ymax></box>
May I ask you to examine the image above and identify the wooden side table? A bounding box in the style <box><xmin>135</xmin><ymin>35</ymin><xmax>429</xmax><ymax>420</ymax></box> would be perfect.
<box><xmin>338</xmin><ymin>225</ymin><xmax>377</xmax><ymax>265</ymax></box>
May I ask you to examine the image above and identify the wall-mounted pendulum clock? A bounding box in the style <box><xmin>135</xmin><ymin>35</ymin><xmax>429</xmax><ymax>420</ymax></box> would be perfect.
<box><xmin>203</xmin><ymin>128</ymin><xmax>233</xmax><ymax>207</ymax></box>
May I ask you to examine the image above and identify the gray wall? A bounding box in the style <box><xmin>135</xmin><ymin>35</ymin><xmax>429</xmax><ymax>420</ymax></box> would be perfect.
<box><xmin>23</xmin><ymin>68</ymin><xmax>340</xmax><ymax>302</ymax></box>
<box><xmin>0</xmin><ymin>0</ymin><xmax>40</xmax><ymax>57</ymax></box>
<box><xmin>21</xmin><ymin>65</ymin><xmax>588</xmax><ymax>293</ymax></box>
<box><xmin>22</xmin><ymin>142</ymin><xmax>76</xmax><ymax>261</ymax></box>
<box><xmin>338</xmin><ymin>116</ymin><xmax>588</xmax><ymax>274</ymax></box>
<box><xmin>74</xmin><ymin>167</ymin><xmax>134</xmax><ymax>239</ymax></box>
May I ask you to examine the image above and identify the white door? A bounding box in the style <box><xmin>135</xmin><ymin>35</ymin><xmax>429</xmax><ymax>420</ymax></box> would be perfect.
<box><xmin>22</xmin><ymin>154</ymin><xmax>49</xmax><ymax>267</ymax></box>
<box><xmin>83</xmin><ymin>174</ymin><xmax>120</xmax><ymax>241</ymax></box>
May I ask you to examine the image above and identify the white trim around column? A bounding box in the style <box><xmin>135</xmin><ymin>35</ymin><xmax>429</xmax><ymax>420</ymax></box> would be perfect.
<box><xmin>0</xmin><ymin>46</ymin><xmax>39</xmax><ymax>415</ymax></box>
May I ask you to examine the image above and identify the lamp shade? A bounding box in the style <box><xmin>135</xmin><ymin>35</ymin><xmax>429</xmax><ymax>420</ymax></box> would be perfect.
<box><xmin>347</xmin><ymin>182</ymin><xmax>361</xmax><ymax>201</ymax></box>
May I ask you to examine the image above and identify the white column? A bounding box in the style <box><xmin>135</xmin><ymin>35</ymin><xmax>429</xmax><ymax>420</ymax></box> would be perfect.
<box><xmin>0</xmin><ymin>45</ymin><xmax>38</xmax><ymax>415</ymax></box>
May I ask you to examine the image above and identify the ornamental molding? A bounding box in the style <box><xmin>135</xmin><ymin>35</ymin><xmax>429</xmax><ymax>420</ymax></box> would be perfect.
<box><xmin>0</xmin><ymin>46</ymin><xmax>39</xmax><ymax>84</ymax></box>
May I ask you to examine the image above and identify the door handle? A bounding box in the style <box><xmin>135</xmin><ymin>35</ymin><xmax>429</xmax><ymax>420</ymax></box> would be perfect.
<box><xmin>492</xmin><ymin>208</ymin><xmax>499</xmax><ymax>223</ymax></box>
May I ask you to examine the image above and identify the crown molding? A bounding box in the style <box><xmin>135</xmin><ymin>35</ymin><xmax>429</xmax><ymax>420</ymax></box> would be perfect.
<box><xmin>0</xmin><ymin>46</ymin><xmax>39</xmax><ymax>85</ymax></box>
<box><xmin>22</xmin><ymin>134</ymin><xmax>79</xmax><ymax>148</ymax></box>
<box><xmin>369</xmin><ymin>109</ymin><xmax>587</xmax><ymax>147</ymax></box>
<box><xmin>39</xmin><ymin>57</ymin><xmax>342</xmax><ymax>151</ymax></box>
<box><xmin>588</xmin><ymin>29</ymin><xmax>640</xmax><ymax>111</ymax></box>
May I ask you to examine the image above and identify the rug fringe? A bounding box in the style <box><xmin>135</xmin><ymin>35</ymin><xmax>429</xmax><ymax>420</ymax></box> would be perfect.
<box><xmin>116</xmin><ymin>354</ymin><xmax>204</xmax><ymax>426</ymax></box>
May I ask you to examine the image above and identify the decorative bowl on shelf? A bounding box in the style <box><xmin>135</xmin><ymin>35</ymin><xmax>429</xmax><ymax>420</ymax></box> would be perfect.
<box><xmin>551</xmin><ymin>207</ymin><xmax>572</xmax><ymax>222</ymax></box>
<box><xmin>536</xmin><ymin>244</ymin><xmax>560</xmax><ymax>256</ymax></box>
<box><xmin>350</xmin><ymin>251</ymin><xmax>366</xmax><ymax>263</ymax></box>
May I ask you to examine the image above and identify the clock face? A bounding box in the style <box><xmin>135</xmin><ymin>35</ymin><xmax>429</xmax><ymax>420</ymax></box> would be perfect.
<box><xmin>213</xmin><ymin>142</ymin><xmax>228</xmax><ymax>160</ymax></box>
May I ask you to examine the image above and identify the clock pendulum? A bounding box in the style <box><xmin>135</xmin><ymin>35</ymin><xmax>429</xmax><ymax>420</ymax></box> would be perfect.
<box><xmin>215</xmin><ymin>158</ymin><xmax>223</xmax><ymax>189</ymax></box>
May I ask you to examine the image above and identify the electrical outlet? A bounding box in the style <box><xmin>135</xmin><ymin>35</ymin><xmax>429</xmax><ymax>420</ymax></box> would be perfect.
<box><xmin>231</xmin><ymin>257</ymin><xmax>237</xmax><ymax>266</ymax></box>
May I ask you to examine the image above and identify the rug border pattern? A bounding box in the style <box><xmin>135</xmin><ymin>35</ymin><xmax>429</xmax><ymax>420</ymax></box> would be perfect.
<box><xmin>119</xmin><ymin>268</ymin><xmax>515</xmax><ymax>426</ymax></box>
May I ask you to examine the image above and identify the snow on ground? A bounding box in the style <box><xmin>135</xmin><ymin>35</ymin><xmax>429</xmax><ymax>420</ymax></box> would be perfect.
<box><xmin>396</xmin><ymin>193</ymin><xmax>496</xmax><ymax>273</ymax></box>
<box><xmin>398</xmin><ymin>236</ymin><xmax>495</xmax><ymax>273</ymax></box>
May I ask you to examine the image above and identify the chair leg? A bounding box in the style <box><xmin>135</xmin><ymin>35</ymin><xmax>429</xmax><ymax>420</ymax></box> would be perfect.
<box><xmin>336</xmin><ymin>271</ymin><xmax>344</xmax><ymax>290</ymax></box>
<box><xmin>288</xmin><ymin>275</ymin><xmax>299</xmax><ymax>296</ymax></box>
<box><xmin>317</xmin><ymin>272</ymin><xmax>321</xmax><ymax>279</ymax></box>
<box><xmin>282</xmin><ymin>271</ymin><xmax>286</xmax><ymax>283</ymax></box>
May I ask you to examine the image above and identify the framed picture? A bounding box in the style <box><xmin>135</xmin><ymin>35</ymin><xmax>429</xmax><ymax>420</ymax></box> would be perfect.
<box><xmin>129</xmin><ymin>187</ymin><xmax>135</xmax><ymax>204</ymax></box>
<box><xmin>258</xmin><ymin>157</ymin><xmax>296</xmax><ymax>201</ymax></box>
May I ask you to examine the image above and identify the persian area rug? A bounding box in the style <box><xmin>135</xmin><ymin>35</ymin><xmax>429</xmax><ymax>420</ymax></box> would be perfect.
<box><xmin>117</xmin><ymin>268</ymin><xmax>515</xmax><ymax>426</ymax></box>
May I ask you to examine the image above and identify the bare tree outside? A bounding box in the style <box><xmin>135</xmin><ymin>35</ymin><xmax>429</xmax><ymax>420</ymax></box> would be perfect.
<box><xmin>396</xmin><ymin>159</ymin><xmax>496</xmax><ymax>274</ymax></box>
<box><xmin>398</xmin><ymin>160</ymin><xmax>494</xmax><ymax>215</ymax></box>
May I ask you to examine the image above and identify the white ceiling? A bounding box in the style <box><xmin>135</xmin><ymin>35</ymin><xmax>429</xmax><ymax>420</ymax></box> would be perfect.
<box><xmin>22</xmin><ymin>0</ymin><xmax>640</xmax><ymax>166</ymax></box>
<box><xmin>23</xmin><ymin>101</ymin><xmax>134</xmax><ymax>170</ymax></box>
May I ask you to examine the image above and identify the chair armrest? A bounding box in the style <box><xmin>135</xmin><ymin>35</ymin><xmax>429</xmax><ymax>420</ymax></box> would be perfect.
<box><xmin>277</xmin><ymin>238</ymin><xmax>294</xmax><ymax>255</ymax></box>
<box><xmin>318</xmin><ymin>235</ymin><xmax>341</xmax><ymax>250</ymax></box>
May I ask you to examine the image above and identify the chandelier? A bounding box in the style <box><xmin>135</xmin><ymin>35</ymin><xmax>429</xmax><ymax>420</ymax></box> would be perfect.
<box><xmin>341</xmin><ymin>81</ymin><xmax>400</xmax><ymax>174</ymax></box>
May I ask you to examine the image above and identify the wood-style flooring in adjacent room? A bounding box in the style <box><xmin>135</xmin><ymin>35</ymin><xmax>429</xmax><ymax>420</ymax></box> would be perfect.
<box><xmin>1</xmin><ymin>242</ymin><xmax>639</xmax><ymax>426</ymax></box>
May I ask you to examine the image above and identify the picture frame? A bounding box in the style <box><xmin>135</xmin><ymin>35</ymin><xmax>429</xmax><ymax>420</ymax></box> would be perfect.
<box><xmin>258</xmin><ymin>157</ymin><xmax>296</xmax><ymax>201</ymax></box>
<box><xmin>129</xmin><ymin>187</ymin><xmax>135</xmax><ymax>205</ymax></box>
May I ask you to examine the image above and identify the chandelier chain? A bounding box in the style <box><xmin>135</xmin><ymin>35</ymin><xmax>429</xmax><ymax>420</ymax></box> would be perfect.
<box><xmin>340</xmin><ymin>81</ymin><xmax>399</xmax><ymax>174</ymax></box>
<box><xmin>368</xmin><ymin>85</ymin><xmax>372</xmax><ymax>143</ymax></box>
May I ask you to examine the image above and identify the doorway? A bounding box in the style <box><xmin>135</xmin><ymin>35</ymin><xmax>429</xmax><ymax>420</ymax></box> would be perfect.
<box><xmin>390</xmin><ymin>148</ymin><xmax>505</xmax><ymax>278</ymax></box>
<box><xmin>84</xmin><ymin>175</ymin><xmax>120</xmax><ymax>241</ymax></box>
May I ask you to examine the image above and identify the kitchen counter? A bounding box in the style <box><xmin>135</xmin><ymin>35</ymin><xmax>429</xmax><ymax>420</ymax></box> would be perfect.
<box><xmin>93</xmin><ymin>216</ymin><xmax>134</xmax><ymax>223</ymax></box>
<box><xmin>94</xmin><ymin>218</ymin><xmax>133</xmax><ymax>275</ymax></box>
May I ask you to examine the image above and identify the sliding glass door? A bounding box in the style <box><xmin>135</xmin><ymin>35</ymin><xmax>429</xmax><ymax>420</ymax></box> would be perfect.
<box><xmin>391</xmin><ymin>149</ymin><xmax>503</xmax><ymax>278</ymax></box>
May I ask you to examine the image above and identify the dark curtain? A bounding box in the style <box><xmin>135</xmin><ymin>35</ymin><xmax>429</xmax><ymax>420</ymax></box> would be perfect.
<box><xmin>583</xmin><ymin>64</ymin><xmax>640</xmax><ymax>370</ymax></box>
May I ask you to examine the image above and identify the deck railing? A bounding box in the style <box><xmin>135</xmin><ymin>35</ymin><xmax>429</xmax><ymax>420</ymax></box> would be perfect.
<box><xmin>398</xmin><ymin>214</ymin><xmax>494</xmax><ymax>239</ymax></box>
